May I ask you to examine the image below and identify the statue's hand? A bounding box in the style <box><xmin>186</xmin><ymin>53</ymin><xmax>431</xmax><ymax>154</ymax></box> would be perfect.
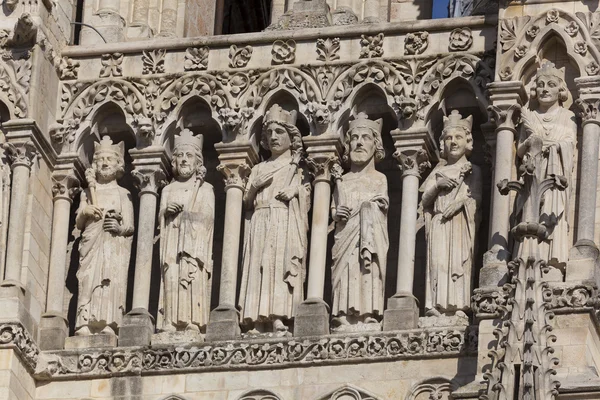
<box><xmin>103</xmin><ymin>217</ymin><xmax>122</xmax><ymax>234</ymax></box>
<box><xmin>335</xmin><ymin>205</ymin><xmax>351</xmax><ymax>222</ymax></box>
<box><xmin>442</xmin><ymin>201</ymin><xmax>463</xmax><ymax>220</ymax></box>
<box><xmin>436</xmin><ymin>176</ymin><xmax>457</xmax><ymax>191</ymax></box>
<box><xmin>82</xmin><ymin>205</ymin><xmax>103</xmax><ymax>221</ymax></box>
<box><xmin>166</xmin><ymin>202</ymin><xmax>183</xmax><ymax>216</ymax></box>
<box><xmin>275</xmin><ymin>186</ymin><xmax>298</xmax><ymax>202</ymax></box>
<box><xmin>252</xmin><ymin>171</ymin><xmax>274</xmax><ymax>190</ymax></box>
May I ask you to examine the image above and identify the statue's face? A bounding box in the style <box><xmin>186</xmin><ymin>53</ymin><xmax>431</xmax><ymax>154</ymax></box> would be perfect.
<box><xmin>349</xmin><ymin>127</ymin><xmax>376</xmax><ymax>165</ymax></box>
<box><xmin>93</xmin><ymin>150</ymin><xmax>120</xmax><ymax>182</ymax></box>
<box><xmin>173</xmin><ymin>145</ymin><xmax>198</xmax><ymax>179</ymax></box>
<box><xmin>265</xmin><ymin>122</ymin><xmax>291</xmax><ymax>155</ymax></box>
<box><xmin>535</xmin><ymin>75</ymin><xmax>561</xmax><ymax>107</ymax></box>
<box><xmin>442</xmin><ymin>128</ymin><xmax>468</xmax><ymax>161</ymax></box>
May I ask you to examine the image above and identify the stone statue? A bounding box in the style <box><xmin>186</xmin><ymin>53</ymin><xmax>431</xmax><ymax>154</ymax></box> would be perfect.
<box><xmin>421</xmin><ymin>110</ymin><xmax>482</xmax><ymax>318</ymax></box>
<box><xmin>330</xmin><ymin>113</ymin><xmax>389</xmax><ymax>331</ymax></box>
<box><xmin>158</xmin><ymin>129</ymin><xmax>214</xmax><ymax>333</ymax></box>
<box><xmin>75</xmin><ymin>136</ymin><xmax>134</xmax><ymax>336</ymax></box>
<box><xmin>517</xmin><ymin>61</ymin><xmax>577</xmax><ymax>268</ymax></box>
<box><xmin>239</xmin><ymin>104</ymin><xmax>310</xmax><ymax>334</ymax></box>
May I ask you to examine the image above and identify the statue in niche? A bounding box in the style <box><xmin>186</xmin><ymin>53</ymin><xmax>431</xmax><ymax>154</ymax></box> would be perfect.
<box><xmin>239</xmin><ymin>104</ymin><xmax>311</xmax><ymax>334</ymax></box>
<box><xmin>158</xmin><ymin>129</ymin><xmax>214</xmax><ymax>334</ymax></box>
<box><xmin>330</xmin><ymin>113</ymin><xmax>389</xmax><ymax>331</ymax></box>
<box><xmin>75</xmin><ymin>136</ymin><xmax>134</xmax><ymax>336</ymax></box>
<box><xmin>421</xmin><ymin>110</ymin><xmax>482</xmax><ymax>319</ymax></box>
<box><xmin>517</xmin><ymin>61</ymin><xmax>577</xmax><ymax>268</ymax></box>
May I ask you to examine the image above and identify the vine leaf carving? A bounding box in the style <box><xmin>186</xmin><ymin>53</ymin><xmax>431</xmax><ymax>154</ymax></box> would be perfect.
<box><xmin>499</xmin><ymin>16</ymin><xmax>531</xmax><ymax>51</ymax></box>
<box><xmin>316</xmin><ymin>38</ymin><xmax>340</xmax><ymax>62</ymax></box>
<box><xmin>577</xmin><ymin>11</ymin><xmax>600</xmax><ymax>50</ymax></box>
<box><xmin>142</xmin><ymin>49</ymin><xmax>166</xmax><ymax>75</ymax></box>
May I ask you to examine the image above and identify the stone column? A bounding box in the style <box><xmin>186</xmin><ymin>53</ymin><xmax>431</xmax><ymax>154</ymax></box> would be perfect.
<box><xmin>567</xmin><ymin>76</ymin><xmax>600</xmax><ymax>281</ymax></box>
<box><xmin>119</xmin><ymin>147</ymin><xmax>168</xmax><ymax>347</ymax></box>
<box><xmin>39</xmin><ymin>168</ymin><xmax>81</xmax><ymax>350</ymax></box>
<box><xmin>206</xmin><ymin>142</ymin><xmax>257</xmax><ymax>341</ymax></box>
<box><xmin>294</xmin><ymin>135</ymin><xmax>342</xmax><ymax>337</ymax></box>
<box><xmin>383</xmin><ymin>128</ymin><xmax>433</xmax><ymax>331</ymax></box>
<box><xmin>480</xmin><ymin>81</ymin><xmax>526</xmax><ymax>287</ymax></box>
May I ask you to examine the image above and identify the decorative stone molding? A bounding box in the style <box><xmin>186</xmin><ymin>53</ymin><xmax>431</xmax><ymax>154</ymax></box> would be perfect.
<box><xmin>34</xmin><ymin>327</ymin><xmax>476</xmax><ymax>380</ymax></box>
<box><xmin>55</xmin><ymin>57</ymin><xmax>80</xmax><ymax>80</ymax></box>
<box><xmin>142</xmin><ymin>49</ymin><xmax>166</xmax><ymax>75</ymax></box>
<box><xmin>229</xmin><ymin>45</ymin><xmax>253</xmax><ymax>69</ymax></box>
<box><xmin>359</xmin><ymin>33</ymin><xmax>384</xmax><ymax>59</ymax></box>
<box><xmin>0</xmin><ymin>51</ymin><xmax>31</xmax><ymax>118</ymax></box>
<box><xmin>404</xmin><ymin>32</ymin><xmax>429</xmax><ymax>55</ymax></box>
<box><xmin>99</xmin><ymin>53</ymin><xmax>124</xmax><ymax>78</ymax></box>
<box><xmin>316</xmin><ymin>38</ymin><xmax>340</xmax><ymax>62</ymax></box>
<box><xmin>238</xmin><ymin>390</ymin><xmax>282</xmax><ymax>400</ymax></box>
<box><xmin>542</xmin><ymin>283</ymin><xmax>598</xmax><ymax>311</ymax></box>
<box><xmin>449</xmin><ymin>27</ymin><xmax>473</xmax><ymax>51</ymax></box>
<box><xmin>184</xmin><ymin>47</ymin><xmax>209</xmax><ymax>71</ymax></box>
<box><xmin>471</xmin><ymin>285</ymin><xmax>512</xmax><ymax>318</ymax></box>
<box><xmin>317</xmin><ymin>384</ymin><xmax>382</xmax><ymax>400</ymax></box>
<box><xmin>407</xmin><ymin>378</ymin><xmax>456</xmax><ymax>400</ymax></box>
<box><xmin>0</xmin><ymin>322</ymin><xmax>38</xmax><ymax>372</ymax></box>
<box><xmin>272</xmin><ymin>40</ymin><xmax>296</xmax><ymax>65</ymax></box>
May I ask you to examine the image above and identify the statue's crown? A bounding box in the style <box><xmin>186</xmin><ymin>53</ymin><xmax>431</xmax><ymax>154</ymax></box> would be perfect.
<box><xmin>443</xmin><ymin>110</ymin><xmax>473</xmax><ymax>132</ymax></box>
<box><xmin>536</xmin><ymin>61</ymin><xmax>565</xmax><ymax>82</ymax></box>
<box><xmin>174</xmin><ymin>129</ymin><xmax>203</xmax><ymax>151</ymax></box>
<box><xmin>264</xmin><ymin>104</ymin><xmax>297</xmax><ymax>126</ymax></box>
<box><xmin>94</xmin><ymin>136</ymin><xmax>124</xmax><ymax>157</ymax></box>
<box><xmin>349</xmin><ymin>112</ymin><xmax>382</xmax><ymax>134</ymax></box>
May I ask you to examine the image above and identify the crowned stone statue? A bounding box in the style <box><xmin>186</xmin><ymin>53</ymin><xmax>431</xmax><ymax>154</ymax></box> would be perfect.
<box><xmin>238</xmin><ymin>104</ymin><xmax>311</xmax><ymax>334</ymax></box>
<box><xmin>330</xmin><ymin>113</ymin><xmax>389</xmax><ymax>332</ymax></box>
<box><xmin>517</xmin><ymin>61</ymin><xmax>577</xmax><ymax>269</ymax></box>
<box><xmin>421</xmin><ymin>110</ymin><xmax>482</xmax><ymax>319</ymax></box>
<box><xmin>74</xmin><ymin>136</ymin><xmax>134</xmax><ymax>336</ymax></box>
<box><xmin>158</xmin><ymin>129</ymin><xmax>214</xmax><ymax>335</ymax></box>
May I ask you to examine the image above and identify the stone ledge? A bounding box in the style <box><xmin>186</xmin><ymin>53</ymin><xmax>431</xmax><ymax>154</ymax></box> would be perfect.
<box><xmin>33</xmin><ymin>326</ymin><xmax>477</xmax><ymax>381</ymax></box>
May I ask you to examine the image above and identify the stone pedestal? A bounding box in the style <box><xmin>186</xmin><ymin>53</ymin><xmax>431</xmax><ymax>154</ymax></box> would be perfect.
<box><xmin>206</xmin><ymin>305</ymin><xmax>241</xmax><ymax>341</ymax></box>
<box><xmin>152</xmin><ymin>330</ymin><xmax>203</xmax><ymax>345</ymax></box>
<box><xmin>118</xmin><ymin>308</ymin><xmax>155</xmax><ymax>347</ymax></box>
<box><xmin>383</xmin><ymin>295</ymin><xmax>419</xmax><ymax>331</ymax></box>
<box><xmin>294</xmin><ymin>298</ymin><xmax>330</xmax><ymax>337</ymax></box>
<box><xmin>65</xmin><ymin>334</ymin><xmax>118</xmax><ymax>349</ymax></box>
<box><xmin>38</xmin><ymin>313</ymin><xmax>68</xmax><ymax>351</ymax></box>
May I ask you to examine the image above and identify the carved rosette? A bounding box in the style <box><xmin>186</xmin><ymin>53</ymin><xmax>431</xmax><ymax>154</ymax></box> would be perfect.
<box><xmin>305</xmin><ymin>155</ymin><xmax>341</xmax><ymax>183</ymax></box>
<box><xmin>217</xmin><ymin>162</ymin><xmax>251</xmax><ymax>190</ymax></box>
<box><xmin>3</xmin><ymin>141</ymin><xmax>38</xmax><ymax>169</ymax></box>
<box><xmin>272</xmin><ymin>40</ymin><xmax>296</xmax><ymax>65</ymax></box>
<box><xmin>99</xmin><ymin>53</ymin><xmax>124</xmax><ymax>78</ymax></box>
<box><xmin>131</xmin><ymin>168</ymin><xmax>167</xmax><ymax>196</ymax></box>
<box><xmin>51</xmin><ymin>173</ymin><xmax>81</xmax><ymax>202</ymax></box>
<box><xmin>393</xmin><ymin>149</ymin><xmax>430</xmax><ymax>178</ymax></box>
<box><xmin>184</xmin><ymin>47</ymin><xmax>209</xmax><ymax>71</ymax></box>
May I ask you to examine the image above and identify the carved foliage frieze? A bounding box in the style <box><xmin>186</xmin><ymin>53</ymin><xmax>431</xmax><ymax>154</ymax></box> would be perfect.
<box><xmin>359</xmin><ymin>33</ymin><xmax>384</xmax><ymax>59</ymax></box>
<box><xmin>99</xmin><ymin>53</ymin><xmax>123</xmax><ymax>78</ymax></box>
<box><xmin>0</xmin><ymin>323</ymin><xmax>38</xmax><ymax>372</ymax></box>
<box><xmin>229</xmin><ymin>45</ymin><xmax>253</xmax><ymax>69</ymax></box>
<box><xmin>184</xmin><ymin>47</ymin><xmax>209</xmax><ymax>71</ymax></box>
<box><xmin>404</xmin><ymin>32</ymin><xmax>429</xmax><ymax>55</ymax></box>
<box><xmin>142</xmin><ymin>49</ymin><xmax>166</xmax><ymax>75</ymax></box>
<box><xmin>316</xmin><ymin>38</ymin><xmax>340</xmax><ymax>62</ymax></box>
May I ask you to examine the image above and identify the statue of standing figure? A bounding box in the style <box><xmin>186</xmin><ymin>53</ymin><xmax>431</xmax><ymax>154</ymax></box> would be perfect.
<box><xmin>75</xmin><ymin>136</ymin><xmax>134</xmax><ymax>336</ymax></box>
<box><xmin>239</xmin><ymin>104</ymin><xmax>311</xmax><ymax>334</ymax></box>
<box><xmin>421</xmin><ymin>110</ymin><xmax>482</xmax><ymax>318</ymax></box>
<box><xmin>158</xmin><ymin>129</ymin><xmax>214</xmax><ymax>333</ymax></box>
<box><xmin>330</xmin><ymin>112</ymin><xmax>389</xmax><ymax>331</ymax></box>
<box><xmin>517</xmin><ymin>61</ymin><xmax>577</xmax><ymax>268</ymax></box>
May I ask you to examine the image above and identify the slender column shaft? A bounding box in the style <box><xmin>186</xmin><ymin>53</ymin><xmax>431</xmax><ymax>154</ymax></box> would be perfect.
<box><xmin>363</xmin><ymin>0</ymin><xmax>379</xmax><ymax>20</ymax></box>
<box><xmin>488</xmin><ymin>127</ymin><xmax>514</xmax><ymax>251</ymax></box>
<box><xmin>131</xmin><ymin>191</ymin><xmax>158</xmax><ymax>310</ymax></box>
<box><xmin>219</xmin><ymin>185</ymin><xmax>244</xmax><ymax>306</ymax></box>
<box><xmin>4</xmin><ymin>164</ymin><xmax>32</xmax><ymax>283</ymax></box>
<box><xmin>159</xmin><ymin>0</ymin><xmax>178</xmax><ymax>35</ymax></box>
<box><xmin>577</xmin><ymin>122</ymin><xmax>600</xmax><ymax>244</ymax></box>
<box><xmin>131</xmin><ymin>0</ymin><xmax>149</xmax><ymax>25</ymax></box>
<box><xmin>395</xmin><ymin>173</ymin><xmax>419</xmax><ymax>294</ymax></box>
<box><xmin>306</xmin><ymin>179</ymin><xmax>331</xmax><ymax>300</ymax></box>
<box><xmin>45</xmin><ymin>196</ymin><xmax>73</xmax><ymax>313</ymax></box>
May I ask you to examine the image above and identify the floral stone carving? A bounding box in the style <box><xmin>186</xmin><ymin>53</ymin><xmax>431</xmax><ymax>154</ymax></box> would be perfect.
<box><xmin>359</xmin><ymin>33</ymin><xmax>384</xmax><ymax>59</ymax></box>
<box><xmin>271</xmin><ymin>40</ymin><xmax>296</xmax><ymax>65</ymax></box>
<box><xmin>449</xmin><ymin>27</ymin><xmax>473</xmax><ymax>51</ymax></box>
<box><xmin>99</xmin><ymin>53</ymin><xmax>124</xmax><ymax>78</ymax></box>
<box><xmin>229</xmin><ymin>45</ymin><xmax>253</xmax><ymax>68</ymax></box>
<box><xmin>405</xmin><ymin>31</ymin><xmax>429</xmax><ymax>55</ymax></box>
<box><xmin>184</xmin><ymin>47</ymin><xmax>209</xmax><ymax>71</ymax></box>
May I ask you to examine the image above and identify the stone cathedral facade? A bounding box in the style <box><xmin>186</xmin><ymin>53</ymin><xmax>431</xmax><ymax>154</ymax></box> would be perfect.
<box><xmin>1</xmin><ymin>0</ymin><xmax>600</xmax><ymax>399</ymax></box>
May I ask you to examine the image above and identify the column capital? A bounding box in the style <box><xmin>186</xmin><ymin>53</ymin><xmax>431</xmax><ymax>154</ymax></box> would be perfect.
<box><xmin>575</xmin><ymin>76</ymin><xmax>600</xmax><ymax>126</ymax></box>
<box><xmin>51</xmin><ymin>171</ymin><xmax>81</xmax><ymax>202</ymax></box>
<box><xmin>391</xmin><ymin>127</ymin><xmax>435</xmax><ymax>179</ymax></box>
<box><xmin>303</xmin><ymin>135</ymin><xmax>343</xmax><ymax>184</ymax></box>
<box><xmin>487</xmin><ymin>81</ymin><xmax>527</xmax><ymax>133</ymax></box>
<box><xmin>129</xmin><ymin>146</ymin><xmax>170</xmax><ymax>196</ymax></box>
<box><xmin>215</xmin><ymin>141</ymin><xmax>258</xmax><ymax>190</ymax></box>
<box><xmin>2</xmin><ymin>141</ymin><xmax>38</xmax><ymax>169</ymax></box>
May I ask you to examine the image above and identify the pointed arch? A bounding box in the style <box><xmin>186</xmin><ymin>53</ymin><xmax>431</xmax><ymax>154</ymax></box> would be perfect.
<box><xmin>236</xmin><ymin>389</ymin><xmax>282</xmax><ymax>400</ymax></box>
<box><xmin>406</xmin><ymin>377</ymin><xmax>457</xmax><ymax>400</ymax></box>
<box><xmin>316</xmin><ymin>384</ymin><xmax>383</xmax><ymax>400</ymax></box>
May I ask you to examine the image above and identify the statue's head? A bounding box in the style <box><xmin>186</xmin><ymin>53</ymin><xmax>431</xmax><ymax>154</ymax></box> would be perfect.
<box><xmin>343</xmin><ymin>112</ymin><xmax>385</xmax><ymax>166</ymax></box>
<box><xmin>261</xmin><ymin>104</ymin><xmax>303</xmax><ymax>157</ymax></box>
<box><xmin>92</xmin><ymin>136</ymin><xmax>125</xmax><ymax>183</ymax></box>
<box><xmin>440</xmin><ymin>110</ymin><xmax>473</xmax><ymax>162</ymax></box>
<box><xmin>172</xmin><ymin>129</ymin><xmax>206</xmax><ymax>182</ymax></box>
<box><xmin>530</xmin><ymin>61</ymin><xmax>568</xmax><ymax>107</ymax></box>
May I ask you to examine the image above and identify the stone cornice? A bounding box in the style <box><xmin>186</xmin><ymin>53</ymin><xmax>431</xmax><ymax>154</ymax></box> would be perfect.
<box><xmin>61</xmin><ymin>15</ymin><xmax>496</xmax><ymax>57</ymax></box>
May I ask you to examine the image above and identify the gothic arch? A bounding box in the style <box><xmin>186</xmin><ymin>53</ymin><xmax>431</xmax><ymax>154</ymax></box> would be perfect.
<box><xmin>161</xmin><ymin>396</ymin><xmax>189</xmax><ymax>400</ymax></box>
<box><xmin>236</xmin><ymin>389</ymin><xmax>282</xmax><ymax>400</ymax></box>
<box><xmin>316</xmin><ymin>384</ymin><xmax>383</xmax><ymax>400</ymax></box>
<box><xmin>406</xmin><ymin>377</ymin><xmax>457</xmax><ymax>400</ymax></box>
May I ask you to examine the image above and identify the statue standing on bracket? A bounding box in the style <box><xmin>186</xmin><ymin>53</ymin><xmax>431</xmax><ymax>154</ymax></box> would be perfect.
<box><xmin>239</xmin><ymin>104</ymin><xmax>311</xmax><ymax>334</ymax></box>
<box><xmin>517</xmin><ymin>61</ymin><xmax>577</xmax><ymax>268</ymax></box>
<box><xmin>158</xmin><ymin>129</ymin><xmax>214</xmax><ymax>334</ymax></box>
<box><xmin>75</xmin><ymin>136</ymin><xmax>134</xmax><ymax>336</ymax></box>
<box><xmin>330</xmin><ymin>112</ymin><xmax>389</xmax><ymax>331</ymax></box>
<box><xmin>421</xmin><ymin>110</ymin><xmax>482</xmax><ymax>318</ymax></box>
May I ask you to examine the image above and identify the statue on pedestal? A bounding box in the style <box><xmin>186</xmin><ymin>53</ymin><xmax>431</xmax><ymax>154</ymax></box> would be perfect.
<box><xmin>239</xmin><ymin>104</ymin><xmax>310</xmax><ymax>334</ymax></box>
<box><xmin>517</xmin><ymin>61</ymin><xmax>577</xmax><ymax>268</ymax></box>
<box><xmin>75</xmin><ymin>136</ymin><xmax>134</xmax><ymax>336</ymax></box>
<box><xmin>158</xmin><ymin>129</ymin><xmax>214</xmax><ymax>333</ymax></box>
<box><xmin>330</xmin><ymin>113</ymin><xmax>389</xmax><ymax>331</ymax></box>
<box><xmin>421</xmin><ymin>110</ymin><xmax>482</xmax><ymax>318</ymax></box>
